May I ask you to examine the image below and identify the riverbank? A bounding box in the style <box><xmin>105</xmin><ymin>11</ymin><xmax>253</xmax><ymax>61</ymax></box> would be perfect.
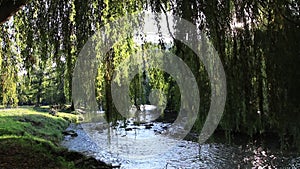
<box><xmin>0</xmin><ymin>106</ymin><xmax>112</xmax><ymax>169</ymax></box>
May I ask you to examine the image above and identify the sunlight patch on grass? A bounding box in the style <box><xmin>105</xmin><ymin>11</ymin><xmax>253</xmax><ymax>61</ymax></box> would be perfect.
<box><xmin>0</xmin><ymin>107</ymin><xmax>78</xmax><ymax>142</ymax></box>
<box><xmin>0</xmin><ymin>106</ymin><xmax>80</xmax><ymax>169</ymax></box>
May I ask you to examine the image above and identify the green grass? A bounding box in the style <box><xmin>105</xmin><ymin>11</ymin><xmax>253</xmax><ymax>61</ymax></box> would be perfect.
<box><xmin>0</xmin><ymin>135</ymin><xmax>76</xmax><ymax>168</ymax></box>
<box><xmin>0</xmin><ymin>107</ymin><xmax>77</xmax><ymax>142</ymax></box>
<box><xmin>0</xmin><ymin>107</ymin><xmax>79</xmax><ymax>169</ymax></box>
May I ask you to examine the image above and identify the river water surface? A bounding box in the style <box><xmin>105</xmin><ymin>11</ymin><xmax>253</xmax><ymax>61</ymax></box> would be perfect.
<box><xmin>61</xmin><ymin>106</ymin><xmax>300</xmax><ymax>169</ymax></box>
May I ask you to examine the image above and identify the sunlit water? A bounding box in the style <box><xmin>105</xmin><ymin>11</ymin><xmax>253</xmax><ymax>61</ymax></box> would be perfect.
<box><xmin>61</xmin><ymin>106</ymin><xmax>300</xmax><ymax>169</ymax></box>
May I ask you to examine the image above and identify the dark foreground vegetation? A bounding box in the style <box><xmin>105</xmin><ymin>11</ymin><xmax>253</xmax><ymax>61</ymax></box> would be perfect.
<box><xmin>0</xmin><ymin>107</ymin><xmax>111</xmax><ymax>169</ymax></box>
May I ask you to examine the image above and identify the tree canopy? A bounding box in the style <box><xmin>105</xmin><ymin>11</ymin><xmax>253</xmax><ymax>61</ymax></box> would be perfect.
<box><xmin>0</xmin><ymin>0</ymin><xmax>299</xmax><ymax>149</ymax></box>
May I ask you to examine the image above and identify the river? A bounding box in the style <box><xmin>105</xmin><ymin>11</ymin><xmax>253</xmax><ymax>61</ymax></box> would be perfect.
<box><xmin>61</xmin><ymin>106</ymin><xmax>300</xmax><ymax>169</ymax></box>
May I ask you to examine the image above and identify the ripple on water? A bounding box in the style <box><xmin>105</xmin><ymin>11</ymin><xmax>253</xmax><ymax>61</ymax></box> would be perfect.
<box><xmin>61</xmin><ymin>123</ymin><xmax>300</xmax><ymax>169</ymax></box>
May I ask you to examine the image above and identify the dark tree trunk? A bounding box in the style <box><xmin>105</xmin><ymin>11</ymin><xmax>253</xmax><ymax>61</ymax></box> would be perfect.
<box><xmin>0</xmin><ymin>0</ymin><xmax>30</xmax><ymax>24</ymax></box>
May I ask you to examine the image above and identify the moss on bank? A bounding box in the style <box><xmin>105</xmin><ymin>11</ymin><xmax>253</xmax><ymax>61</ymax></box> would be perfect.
<box><xmin>0</xmin><ymin>107</ymin><xmax>111</xmax><ymax>169</ymax></box>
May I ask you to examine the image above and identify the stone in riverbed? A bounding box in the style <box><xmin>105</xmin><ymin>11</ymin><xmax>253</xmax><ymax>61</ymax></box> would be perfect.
<box><xmin>62</xmin><ymin>130</ymin><xmax>78</xmax><ymax>137</ymax></box>
<box><xmin>144</xmin><ymin>123</ymin><xmax>154</xmax><ymax>129</ymax></box>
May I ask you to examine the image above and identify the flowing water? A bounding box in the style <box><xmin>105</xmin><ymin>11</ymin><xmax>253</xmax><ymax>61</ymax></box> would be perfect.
<box><xmin>61</xmin><ymin>106</ymin><xmax>300</xmax><ymax>169</ymax></box>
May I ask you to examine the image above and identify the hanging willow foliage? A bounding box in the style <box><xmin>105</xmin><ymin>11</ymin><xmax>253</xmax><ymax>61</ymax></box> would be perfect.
<box><xmin>0</xmin><ymin>0</ymin><xmax>299</xmax><ymax>149</ymax></box>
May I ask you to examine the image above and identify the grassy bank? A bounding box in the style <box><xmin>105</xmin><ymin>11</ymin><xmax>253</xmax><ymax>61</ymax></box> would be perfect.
<box><xmin>0</xmin><ymin>107</ymin><xmax>111</xmax><ymax>169</ymax></box>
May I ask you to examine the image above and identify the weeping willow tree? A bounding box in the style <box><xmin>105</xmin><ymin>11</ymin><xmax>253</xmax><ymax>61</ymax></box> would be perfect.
<box><xmin>0</xmin><ymin>0</ymin><xmax>299</xmax><ymax>149</ymax></box>
<box><xmin>0</xmin><ymin>24</ymin><xmax>19</xmax><ymax>107</ymax></box>
<box><xmin>151</xmin><ymin>0</ymin><xmax>299</xmax><ymax>148</ymax></box>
